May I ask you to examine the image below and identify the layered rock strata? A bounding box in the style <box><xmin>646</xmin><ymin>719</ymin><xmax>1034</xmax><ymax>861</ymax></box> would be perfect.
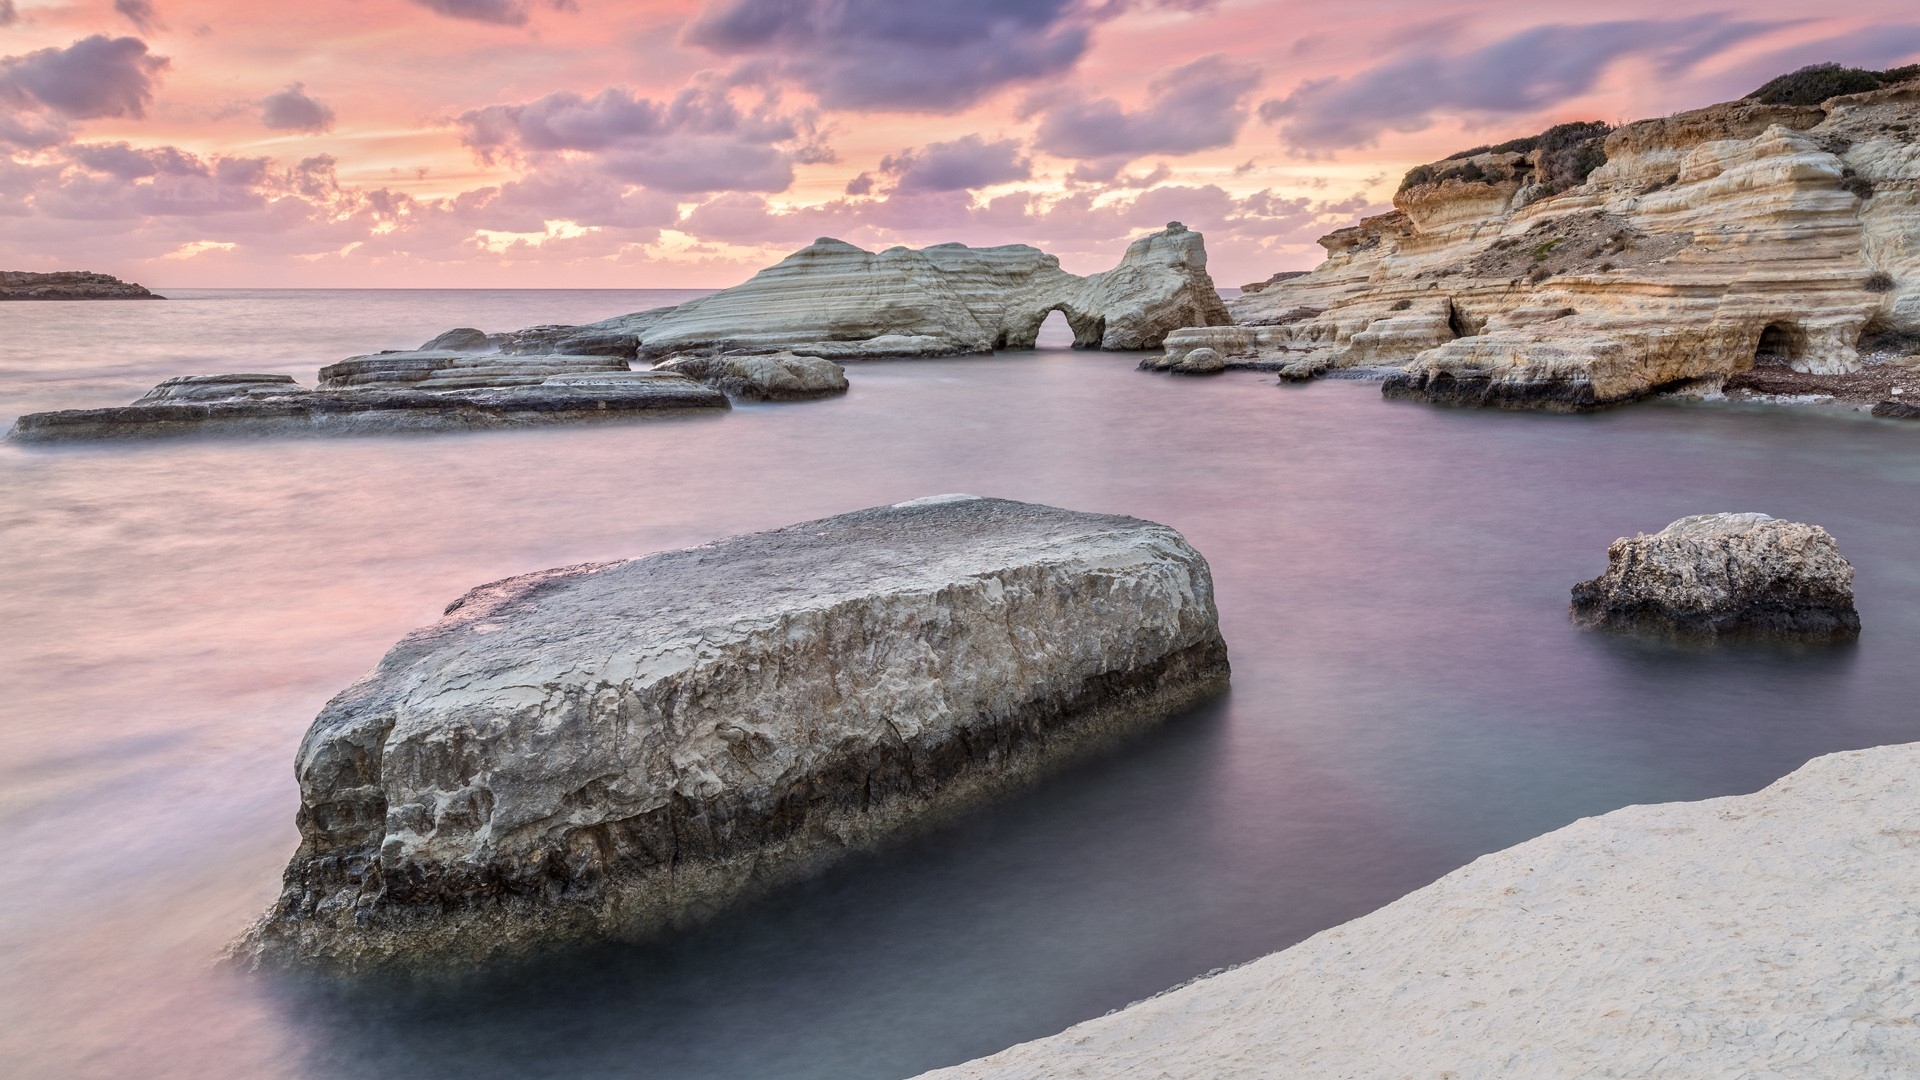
<box><xmin>917</xmin><ymin>741</ymin><xmax>1920</xmax><ymax>1078</ymax></box>
<box><xmin>0</xmin><ymin>270</ymin><xmax>161</xmax><ymax>300</ymax></box>
<box><xmin>8</xmin><ymin>365</ymin><xmax>727</xmax><ymax>442</ymax></box>
<box><xmin>1571</xmin><ymin>513</ymin><xmax>1859</xmax><ymax>641</ymax></box>
<box><xmin>417</xmin><ymin>224</ymin><xmax>1230</xmax><ymax>370</ymax></box>
<box><xmin>234</xmin><ymin>496</ymin><xmax>1229</xmax><ymax>972</ymax></box>
<box><xmin>1153</xmin><ymin>82</ymin><xmax>1920</xmax><ymax>409</ymax></box>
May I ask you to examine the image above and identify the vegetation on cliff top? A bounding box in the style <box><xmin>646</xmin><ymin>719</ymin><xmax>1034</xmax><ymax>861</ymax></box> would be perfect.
<box><xmin>1746</xmin><ymin>63</ymin><xmax>1920</xmax><ymax>107</ymax></box>
<box><xmin>1399</xmin><ymin>121</ymin><xmax>1612</xmax><ymax>196</ymax></box>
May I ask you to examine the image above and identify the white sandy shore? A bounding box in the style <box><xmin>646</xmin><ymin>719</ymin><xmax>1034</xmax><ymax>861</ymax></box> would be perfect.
<box><xmin>918</xmin><ymin>743</ymin><xmax>1920</xmax><ymax>1078</ymax></box>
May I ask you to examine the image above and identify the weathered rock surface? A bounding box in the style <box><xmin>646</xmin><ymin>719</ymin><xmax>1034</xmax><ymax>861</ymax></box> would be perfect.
<box><xmin>8</xmin><ymin>369</ymin><xmax>727</xmax><ymax>442</ymax></box>
<box><xmin>650</xmin><ymin>352</ymin><xmax>849</xmax><ymax>401</ymax></box>
<box><xmin>0</xmin><ymin>270</ymin><xmax>161</xmax><ymax>300</ymax></box>
<box><xmin>1155</xmin><ymin>79</ymin><xmax>1920</xmax><ymax>409</ymax></box>
<box><xmin>234</xmin><ymin>496</ymin><xmax>1229</xmax><ymax>972</ymax></box>
<box><xmin>635</xmin><ymin>224</ymin><xmax>1226</xmax><ymax>361</ymax></box>
<box><xmin>1571</xmin><ymin>512</ymin><xmax>1859</xmax><ymax>641</ymax></box>
<box><xmin>413</xmin><ymin>225</ymin><xmax>1229</xmax><ymax>370</ymax></box>
<box><xmin>916</xmin><ymin>741</ymin><xmax>1920</xmax><ymax>1079</ymax></box>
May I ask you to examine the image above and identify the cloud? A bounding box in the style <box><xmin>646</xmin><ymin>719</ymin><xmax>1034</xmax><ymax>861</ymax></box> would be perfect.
<box><xmin>260</xmin><ymin>83</ymin><xmax>335</xmax><ymax>133</ymax></box>
<box><xmin>878</xmin><ymin>135</ymin><xmax>1031</xmax><ymax>193</ymax></box>
<box><xmin>1031</xmin><ymin>53</ymin><xmax>1260</xmax><ymax>172</ymax></box>
<box><xmin>1259</xmin><ymin>16</ymin><xmax>1789</xmax><ymax>151</ymax></box>
<box><xmin>410</xmin><ymin>0</ymin><xmax>574</xmax><ymax>26</ymax></box>
<box><xmin>0</xmin><ymin>35</ymin><xmax>170</xmax><ymax>120</ymax></box>
<box><xmin>684</xmin><ymin>0</ymin><xmax>1099</xmax><ymax>112</ymax></box>
<box><xmin>458</xmin><ymin>78</ymin><xmax>824</xmax><ymax>194</ymax></box>
<box><xmin>0</xmin><ymin>2</ymin><xmax>17</xmax><ymax>28</ymax></box>
<box><xmin>115</xmin><ymin>0</ymin><xmax>163</xmax><ymax>34</ymax></box>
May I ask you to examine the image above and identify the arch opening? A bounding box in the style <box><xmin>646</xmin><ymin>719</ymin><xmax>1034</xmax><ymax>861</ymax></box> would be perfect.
<box><xmin>1035</xmin><ymin>309</ymin><xmax>1073</xmax><ymax>350</ymax></box>
<box><xmin>1755</xmin><ymin>321</ymin><xmax>1804</xmax><ymax>367</ymax></box>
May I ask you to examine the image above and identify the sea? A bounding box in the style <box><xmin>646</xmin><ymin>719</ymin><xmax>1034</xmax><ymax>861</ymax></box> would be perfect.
<box><xmin>3</xmin><ymin>288</ymin><xmax>1919</xmax><ymax>1080</ymax></box>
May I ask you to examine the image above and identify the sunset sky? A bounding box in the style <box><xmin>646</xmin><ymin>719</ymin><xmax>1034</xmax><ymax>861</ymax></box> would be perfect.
<box><xmin>3</xmin><ymin>0</ymin><xmax>1917</xmax><ymax>288</ymax></box>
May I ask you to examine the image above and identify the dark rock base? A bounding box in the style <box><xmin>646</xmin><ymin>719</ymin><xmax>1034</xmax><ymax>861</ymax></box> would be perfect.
<box><xmin>1569</xmin><ymin>592</ymin><xmax>1862</xmax><ymax>643</ymax></box>
<box><xmin>1872</xmin><ymin>399</ymin><xmax>1920</xmax><ymax>419</ymax></box>
<box><xmin>1382</xmin><ymin>371</ymin><xmax>1606</xmax><ymax>412</ymax></box>
<box><xmin>232</xmin><ymin>637</ymin><xmax>1230</xmax><ymax>975</ymax></box>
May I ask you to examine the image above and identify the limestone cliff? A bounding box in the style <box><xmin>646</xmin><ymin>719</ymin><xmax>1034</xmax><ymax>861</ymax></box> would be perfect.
<box><xmin>1155</xmin><ymin>76</ymin><xmax>1920</xmax><ymax>410</ymax></box>
<box><xmin>635</xmin><ymin>222</ymin><xmax>1227</xmax><ymax>360</ymax></box>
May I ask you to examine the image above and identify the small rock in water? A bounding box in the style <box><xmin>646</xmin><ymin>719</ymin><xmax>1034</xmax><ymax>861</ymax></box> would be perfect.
<box><xmin>1175</xmin><ymin>347</ymin><xmax>1225</xmax><ymax>374</ymax></box>
<box><xmin>651</xmin><ymin>351</ymin><xmax>849</xmax><ymax>401</ymax></box>
<box><xmin>234</xmin><ymin>496</ymin><xmax>1229</xmax><ymax>972</ymax></box>
<box><xmin>1571</xmin><ymin>512</ymin><xmax>1859</xmax><ymax>642</ymax></box>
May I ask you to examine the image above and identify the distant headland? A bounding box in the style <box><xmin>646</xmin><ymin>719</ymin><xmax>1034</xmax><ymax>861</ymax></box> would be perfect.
<box><xmin>0</xmin><ymin>271</ymin><xmax>162</xmax><ymax>301</ymax></box>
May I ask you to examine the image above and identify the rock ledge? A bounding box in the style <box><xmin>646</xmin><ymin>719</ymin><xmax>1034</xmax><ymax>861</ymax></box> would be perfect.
<box><xmin>916</xmin><ymin>741</ymin><xmax>1920</xmax><ymax>1078</ymax></box>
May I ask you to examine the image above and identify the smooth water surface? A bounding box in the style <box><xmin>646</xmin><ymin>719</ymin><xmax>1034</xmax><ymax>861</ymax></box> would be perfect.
<box><xmin>3</xmin><ymin>291</ymin><xmax>1919</xmax><ymax>1080</ymax></box>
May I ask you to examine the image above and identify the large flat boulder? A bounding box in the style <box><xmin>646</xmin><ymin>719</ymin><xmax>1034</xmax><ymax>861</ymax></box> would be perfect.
<box><xmin>234</xmin><ymin>496</ymin><xmax>1229</xmax><ymax>972</ymax></box>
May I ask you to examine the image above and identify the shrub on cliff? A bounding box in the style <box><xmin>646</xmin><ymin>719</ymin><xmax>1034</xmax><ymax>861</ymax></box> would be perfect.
<box><xmin>1746</xmin><ymin>63</ymin><xmax>1920</xmax><ymax>106</ymax></box>
<box><xmin>1537</xmin><ymin>122</ymin><xmax>1613</xmax><ymax>192</ymax></box>
<box><xmin>1400</xmin><ymin>121</ymin><xmax>1611</xmax><ymax>196</ymax></box>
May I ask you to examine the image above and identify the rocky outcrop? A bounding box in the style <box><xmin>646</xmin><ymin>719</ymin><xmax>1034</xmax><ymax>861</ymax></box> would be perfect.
<box><xmin>634</xmin><ymin>223</ymin><xmax>1226</xmax><ymax>361</ymax></box>
<box><xmin>1571</xmin><ymin>513</ymin><xmax>1860</xmax><ymax>641</ymax></box>
<box><xmin>8</xmin><ymin>368</ymin><xmax>728</xmax><ymax>442</ymax></box>
<box><xmin>0</xmin><ymin>270</ymin><xmax>161</xmax><ymax>300</ymax></box>
<box><xmin>410</xmin><ymin>225</ymin><xmax>1229</xmax><ymax>370</ymax></box>
<box><xmin>916</xmin><ymin>741</ymin><xmax>1920</xmax><ymax>1078</ymax></box>
<box><xmin>1156</xmin><ymin>77</ymin><xmax>1920</xmax><ymax>410</ymax></box>
<box><xmin>233</xmin><ymin>496</ymin><xmax>1229</xmax><ymax>972</ymax></box>
<box><xmin>650</xmin><ymin>352</ymin><xmax>849</xmax><ymax>401</ymax></box>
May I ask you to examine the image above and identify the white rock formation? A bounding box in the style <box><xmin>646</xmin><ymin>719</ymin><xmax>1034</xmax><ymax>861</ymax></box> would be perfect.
<box><xmin>636</xmin><ymin>223</ymin><xmax>1229</xmax><ymax>361</ymax></box>
<box><xmin>1155</xmin><ymin>82</ymin><xmax>1920</xmax><ymax>408</ymax></box>
<box><xmin>918</xmin><ymin>741</ymin><xmax>1920</xmax><ymax>1078</ymax></box>
<box><xmin>235</xmin><ymin>496</ymin><xmax>1229</xmax><ymax>971</ymax></box>
<box><xmin>1572</xmin><ymin>512</ymin><xmax>1860</xmax><ymax>640</ymax></box>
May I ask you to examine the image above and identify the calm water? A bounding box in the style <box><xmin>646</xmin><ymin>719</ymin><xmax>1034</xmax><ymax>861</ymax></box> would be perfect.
<box><xmin>3</xmin><ymin>290</ymin><xmax>1919</xmax><ymax>1080</ymax></box>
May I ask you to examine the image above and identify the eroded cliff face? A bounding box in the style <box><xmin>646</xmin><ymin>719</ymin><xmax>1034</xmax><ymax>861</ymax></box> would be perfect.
<box><xmin>637</xmin><ymin>222</ymin><xmax>1230</xmax><ymax>360</ymax></box>
<box><xmin>1156</xmin><ymin>85</ymin><xmax>1920</xmax><ymax>409</ymax></box>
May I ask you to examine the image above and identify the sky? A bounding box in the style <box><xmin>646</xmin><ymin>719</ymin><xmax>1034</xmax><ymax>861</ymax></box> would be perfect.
<box><xmin>2</xmin><ymin>1</ymin><xmax>1917</xmax><ymax>288</ymax></box>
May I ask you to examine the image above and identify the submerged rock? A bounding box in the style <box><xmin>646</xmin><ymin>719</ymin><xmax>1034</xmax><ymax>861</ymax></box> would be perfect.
<box><xmin>1571</xmin><ymin>512</ymin><xmax>1859</xmax><ymax>641</ymax></box>
<box><xmin>651</xmin><ymin>352</ymin><xmax>850</xmax><ymax>401</ymax></box>
<box><xmin>8</xmin><ymin>369</ymin><xmax>727</xmax><ymax>442</ymax></box>
<box><xmin>233</xmin><ymin>496</ymin><xmax>1229</xmax><ymax>972</ymax></box>
<box><xmin>1139</xmin><ymin>346</ymin><xmax>1225</xmax><ymax>375</ymax></box>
